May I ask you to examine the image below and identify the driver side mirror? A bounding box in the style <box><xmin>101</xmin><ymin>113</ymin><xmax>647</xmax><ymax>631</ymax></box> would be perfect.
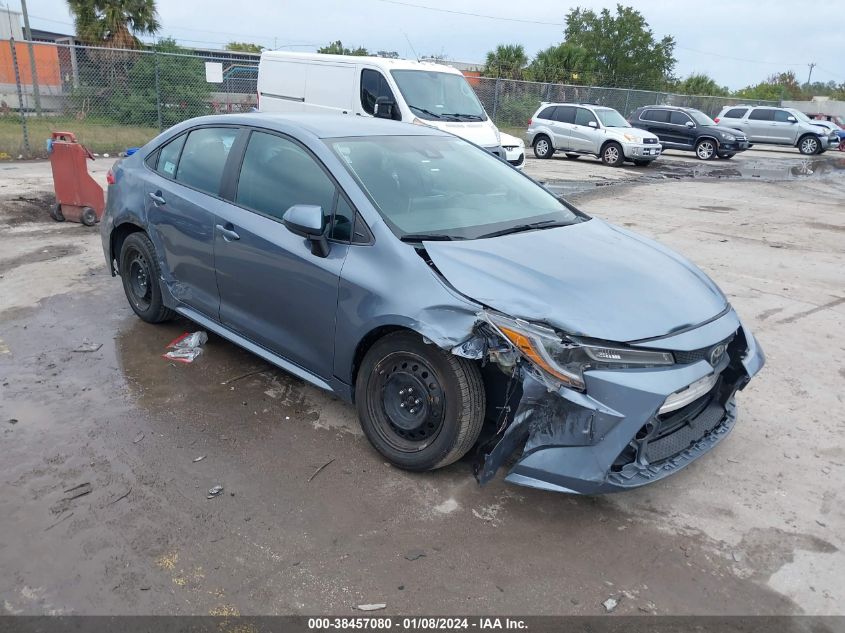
<box><xmin>685</xmin><ymin>121</ymin><xmax>695</xmax><ymax>128</ymax></box>
<box><xmin>587</xmin><ymin>120</ymin><xmax>598</xmax><ymax>128</ymax></box>
<box><xmin>786</xmin><ymin>115</ymin><xmax>796</xmax><ymax>123</ymax></box>
<box><xmin>282</xmin><ymin>204</ymin><xmax>330</xmax><ymax>257</ymax></box>
<box><xmin>374</xmin><ymin>96</ymin><xmax>396</xmax><ymax>120</ymax></box>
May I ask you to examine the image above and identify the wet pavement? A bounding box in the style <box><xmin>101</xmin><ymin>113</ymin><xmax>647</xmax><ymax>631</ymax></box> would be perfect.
<box><xmin>1</xmin><ymin>152</ymin><xmax>843</xmax><ymax>615</ymax></box>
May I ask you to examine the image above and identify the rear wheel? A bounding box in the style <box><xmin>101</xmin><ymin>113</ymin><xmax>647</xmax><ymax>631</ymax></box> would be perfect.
<box><xmin>601</xmin><ymin>142</ymin><xmax>624</xmax><ymax>167</ymax></box>
<box><xmin>119</xmin><ymin>232</ymin><xmax>175</xmax><ymax>323</ymax></box>
<box><xmin>695</xmin><ymin>139</ymin><xmax>717</xmax><ymax>160</ymax></box>
<box><xmin>533</xmin><ymin>135</ymin><xmax>554</xmax><ymax>159</ymax></box>
<box><xmin>355</xmin><ymin>331</ymin><xmax>485</xmax><ymax>471</ymax></box>
<box><xmin>798</xmin><ymin>135</ymin><xmax>820</xmax><ymax>155</ymax></box>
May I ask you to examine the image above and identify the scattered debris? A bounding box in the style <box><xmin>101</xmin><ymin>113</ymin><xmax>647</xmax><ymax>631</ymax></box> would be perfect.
<box><xmin>602</xmin><ymin>597</ymin><xmax>618</xmax><ymax>613</ymax></box>
<box><xmin>44</xmin><ymin>512</ymin><xmax>74</xmax><ymax>532</ymax></box>
<box><xmin>63</xmin><ymin>482</ymin><xmax>92</xmax><ymax>501</ymax></box>
<box><xmin>140</xmin><ymin>585</ymin><xmax>151</xmax><ymax>591</ymax></box>
<box><xmin>163</xmin><ymin>331</ymin><xmax>208</xmax><ymax>363</ymax></box>
<box><xmin>207</xmin><ymin>485</ymin><xmax>224</xmax><ymax>499</ymax></box>
<box><xmin>133</xmin><ymin>432</ymin><xmax>145</xmax><ymax>444</ymax></box>
<box><xmin>357</xmin><ymin>603</ymin><xmax>386</xmax><ymax>612</ymax></box>
<box><xmin>220</xmin><ymin>368</ymin><xmax>267</xmax><ymax>385</ymax></box>
<box><xmin>404</xmin><ymin>550</ymin><xmax>426</xmax><ymax>561</ymax></box>
<box><xmin>7</xmin><ymin>418</ymin><xmax>17</xmax><ymax>425</ymax></box>
<box><xmin>732</xmin><ymin>551</ymin><xmax>744</xmax><ymax>562</ymax></box>
<box><xmin>308</xmin><ymin>458</ymin><xmax>335</xmax><ymax>482</ymax></box>
<box><xmin>107</xmin><ymin>488</ymin><xmax>132</xmax><ymax>506</ymax></box>
<box><xmin>193</xmin><ymin>455</ymin><xmax>206</xmax><ymax>463</ymax></box>
<box><xmin>72</xmin><ymin>342</ymin><xmax>102</xmax><ymax>353</ymax></box>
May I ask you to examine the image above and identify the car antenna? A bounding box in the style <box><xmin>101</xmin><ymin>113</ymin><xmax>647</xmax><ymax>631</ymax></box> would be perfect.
<box><xmin>403</xmin><ymin>31</ymin><xmax>420</xmax><ymax>62</ymax></box>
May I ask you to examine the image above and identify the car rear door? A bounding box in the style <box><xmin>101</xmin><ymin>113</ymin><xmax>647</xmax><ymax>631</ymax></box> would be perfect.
<box><xmin>550</xmin><ymin>106</ymin><xmax>575</xmax><ymax>149</ymax></box>
<box><xmin>143</xmin><ymin>126</ymin><xmax>239</xmax><ymax>319</ymax></box>
<box><xmin>745</xmin><ymin>108</ymin><xmax>775</xmax><ymax>141</ymax></box>
<box><xmin>638</xmin><ymin>109</ymin><xmax>672</xmax><ymax>145</ymax></box>
<box><xmin>212</xmin><ymin>128</ymin><xmax>353</xmax><ymax>380</ymax></box>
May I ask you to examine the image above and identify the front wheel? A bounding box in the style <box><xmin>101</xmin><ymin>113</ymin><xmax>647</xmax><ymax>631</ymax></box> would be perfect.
<box><xmin>355</xmin><ymin>331</ymin><xmax>485</xmax><ymax>471</ymax></box>
<box><xmin>695</xmin><ymin>139</ymin><xmax>717</xmax><ymax>160</ymax></box>
<box><xmin>798</xmin><ymin>135</ymin><xmax>820</xmax><ymax>155</ymax></box>
<box><xmin>119</xmin><ymin>232</ymin><xmax>175</xmax><ymax>323</ymax></box>
<box><xmin>533</xmin><ymin>135</ymin><xmax>554</xmax><ymax>159</ymax></box>
<box><xmin>601</xmin><ymin>142</ymin><xmax>624</xmax><ymax>167</ymax></box>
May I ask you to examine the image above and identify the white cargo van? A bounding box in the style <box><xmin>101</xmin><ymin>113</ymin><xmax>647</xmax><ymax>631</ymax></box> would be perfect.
<box><xmin>257</xmin><ymin>51</ymin><xmax>523</xmax><ymax>165</ymax></box>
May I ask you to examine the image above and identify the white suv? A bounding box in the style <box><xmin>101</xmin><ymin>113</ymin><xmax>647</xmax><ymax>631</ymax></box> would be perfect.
<box><xmin>526</xmin><ymin>103</ymin><xmax>662</xmax><ymax>166</ymax></box>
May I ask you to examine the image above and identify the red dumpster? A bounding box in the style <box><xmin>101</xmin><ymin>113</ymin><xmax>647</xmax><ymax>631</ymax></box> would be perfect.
<box><xmin>48</xmin><ymin>131</ymin><xmax>105</xmax><ymax>226</ymax></box>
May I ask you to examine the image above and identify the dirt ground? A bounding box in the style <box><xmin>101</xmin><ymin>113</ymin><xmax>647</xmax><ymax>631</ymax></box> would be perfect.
<box><xmin>0</xmin><ymin>147</ymin><xmax>843</xmax><ymax>616</ymax></box>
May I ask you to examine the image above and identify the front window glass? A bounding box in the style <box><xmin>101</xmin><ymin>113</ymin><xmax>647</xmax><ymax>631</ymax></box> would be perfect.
<box><xmin>595</xmin><ymin>108</ymin><xmax>630</xmax><ymax>127</ymax></box>
<box><xmin>390</xmin><ymin>70</ymin><xmax>487</xmax><ymax>122</ymax></box>
<box><xmin>687</xmin><ymin>109</ymin><xmax>716</xmax><ymax>126</ymax></box>
<box><xmin>361</xmin><ymin>69</ymin><xmax>400</xmax><ymax>120</ymax></box>
<box><xmin>574</xmin><ymin>108</ymin><xmax>597</xmax><ymax>127</ymax></box>
<box><xmin>328</xmin><ymin>135</ymin><xmax>579</xmax><ymax>240</ymax></box>
<box><xmin>788</xmin><ymin>110</ymin><xmax>810</xmax><ymax>122</ymax></box>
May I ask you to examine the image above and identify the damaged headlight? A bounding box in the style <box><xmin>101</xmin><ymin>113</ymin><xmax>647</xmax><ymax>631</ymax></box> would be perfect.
<box><xmin>485</xmin><ymin>312</ymin><xmax>674</xmax><ymax>391</ymax></box>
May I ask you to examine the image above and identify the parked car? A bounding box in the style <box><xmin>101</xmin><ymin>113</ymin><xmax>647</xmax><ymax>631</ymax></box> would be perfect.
<box><xmin>101</xmin><ymin>113</ymin><xmax>764</xmax><ymax>494</ymax></box>
<box><xmin>714</xmin><ymin>105</ymin><xmax>839</xmax><ymax>155</ymax></box>
<box><xmin>500</xmin><ymin>132</ymin><xmax>526</xmax><ymax>168</ymax></box>
<box><xmin>257</xmin><ymin>50</ymin><xmax>524</xmax><ymax>166</ymax></box>
<box><xmin>807</xmin><ymin>114</ymin><xmax>845</xmax><ymax>149</ymax></box>
<box><xmin>629</xmin><ymin>105</ymin><xmax>749</xmax><ymax>160</ymax></box>
<box><xmin>526</xmin><ymin>103</ymin><xmax>662</xmax><ymax>166</ymax></box>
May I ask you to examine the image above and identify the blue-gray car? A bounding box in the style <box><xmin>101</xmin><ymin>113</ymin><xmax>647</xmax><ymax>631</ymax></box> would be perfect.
<box><xmin>101</xmin><ymin>113</ymin><xmax>765</xmax><ymax>494</ymax></box>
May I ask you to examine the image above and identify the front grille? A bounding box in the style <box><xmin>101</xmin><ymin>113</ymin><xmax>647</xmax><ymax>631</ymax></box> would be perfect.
<box><xmin>735</xmin><ymin>135</ymin><xmax>747</xmax><ymax>142</ymax></box>
<box><xmin>645</xmin><ymin>402</ymin><xmax>726</xmax><ymax>462</ymax></box>
<box><xmin>643</xmin><ymin>138</ymin><xmax>658</xmax><ymax>145</ymax></box>
<box><xmin>674</xmin><ymin>335</ymin><xmax>734</xmax><ymax>365</ymax></box>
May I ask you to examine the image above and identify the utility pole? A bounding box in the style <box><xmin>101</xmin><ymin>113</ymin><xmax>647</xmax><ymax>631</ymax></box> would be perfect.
<box><xmin>806</xmin><ymin>62</ymin><xmax>816</xmax><ymax>87</ymax></box>
<box><xmin>20</xmin><ymin>0</ymin><xmax>43</xmax><ymax>116</ymax></box>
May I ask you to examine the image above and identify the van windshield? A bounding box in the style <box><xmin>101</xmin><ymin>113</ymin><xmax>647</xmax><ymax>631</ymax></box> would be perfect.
<box><xmin>390</xmin><ymin>70</ymin><xmax>488</xmax><ymax>122</ymax></box>
<box><xmin>328</xmin><ymin>135</ymin><xmax>579</xmax><ymax>241</ymax></box>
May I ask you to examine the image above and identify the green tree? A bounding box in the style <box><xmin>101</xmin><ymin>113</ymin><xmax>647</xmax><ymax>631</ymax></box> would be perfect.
<box><xmin>318</xmin><ymin>40</ymin><xmax>368</xmax><ymax>56</ymax></box>
<box><xmin>526</xmin><ymin>42</ymin><xmax>593</xmax><ymax>84</ymax></box>
<box><xmin>675</xmin><ymin>73</ymin><xmax>729</xmax><ymax>97</ymax></box>
<box><xmin>734</xmin><ymin>71</ymin><xmax>804</xmax><ymax>101</ymax></box>
<box><xmin>484</xmin><ymin>44</ymin><xmax>528</xmax><ymax>79</ymax></box>
<box><xmin>67</xmin><ymin>0</ymin><xmax>160</xmax><ymax>48</ymax></box>
<box><xmin>226</xmin><ymin>41</ymin><xmax>264</xmax><ymax>54</ymax></box>
<box><xmin>563</xmin><ymin>4</ymin><xmax>676</xmax><ymax>89</ymax></box>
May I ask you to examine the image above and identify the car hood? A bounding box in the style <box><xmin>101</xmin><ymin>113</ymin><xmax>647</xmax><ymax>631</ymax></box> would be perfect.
<box><xmin>809</xmin><ymin>121</ymin><xmax>837</xmax><ymax>133</ymax></box>
<box><xmin>606</xmin><ymin>127</ymin><xmax>658</xmax><ymax>142</ymax></box>
<box><xmin>424</xmin><ymin>218</ymin><xmax>728</xmax><ymax>343</ymax></box>
<box><xmin>705</xmin><ymin>124</ymin><xmax>748</xmax><ymax>137</ymax></box>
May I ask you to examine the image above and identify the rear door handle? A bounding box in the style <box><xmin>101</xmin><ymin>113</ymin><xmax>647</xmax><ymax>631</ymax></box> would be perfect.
<box><xmin>148</xmin><ymin>191</ymin><xmax>166</xmax><ymax>205</ymax></box>
<box><xmin>216</xmin><ymin>224</ymin><xmax>240</xmax><ymax>242</ymax></box>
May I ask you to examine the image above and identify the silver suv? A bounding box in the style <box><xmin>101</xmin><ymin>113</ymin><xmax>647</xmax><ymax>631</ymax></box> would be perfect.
<box><xmin>715</xmin><ymin>105</ymin><xmax>839</xmax><ymax>154</ymax></box>
<box><xmin>526</xmin><ymin>103</ymin><xmax>662</xmax><ymax>166</ymax></box>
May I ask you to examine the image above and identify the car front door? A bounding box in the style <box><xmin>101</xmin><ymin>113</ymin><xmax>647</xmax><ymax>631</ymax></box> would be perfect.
<box><xmin>568</xmin><ymin>107</ymin><xmax>600</xmax><ymax>152</ymax></box>
<box><xmin>143</xmin><ymin>126</ymin><xmax>239</xmax><ymax>319</ymax></box>
<box><xmin>772</xmin><ymin>109</ymin><xmax>799</xmax><ymax>143</ymax></box>
<box><xmin>668</xmin><ymin>111</ymin><xmax>696</xmax><ymax>148</ymax></box>
<box><xmin>212</xmin><ymin>129</ymin><xmax>354</xmax><ymax>380</ymax></box>
<box><xmin>745</xmin><ymin>108</ymin><xmax>775</xmax><ymax>142</ymax></box>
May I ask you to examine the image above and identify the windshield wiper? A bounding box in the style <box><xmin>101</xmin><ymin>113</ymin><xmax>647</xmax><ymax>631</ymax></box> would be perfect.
<box><xmin>440</xmin><ymin>112</ymin><xmax>484</xmax><ymax>121</ymax></box>
<box><xmin>476</xmin><ymin>220</ymin><xmax>570</xmax><ymax>240</ymax></box>
<box><xmin>399</xmin><ymin>233</ymin><xmax>462</xmax><ymax>243</ymax></box>
<box><xmin>408</xmin><ymin>105</ymin><xmax>443</xmax><ymax>119</ymax></box>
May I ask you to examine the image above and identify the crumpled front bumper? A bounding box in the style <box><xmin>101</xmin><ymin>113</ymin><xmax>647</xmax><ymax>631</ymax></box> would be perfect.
<box><xmin>476</xmin><ymin>309</ymin><xmax>765</xmax><ymax>494</ymax></box>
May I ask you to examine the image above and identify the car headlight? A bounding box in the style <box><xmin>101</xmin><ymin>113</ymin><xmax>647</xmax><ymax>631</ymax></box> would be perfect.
<box><xmin>721</xmin><ymin>132</ymin><xmax>736</xmax><ymax>141</ymax></box>
<box><xmin>623</xmin><ymin>133</ymin><xmax>639</xmax><ymax>142</ymax></box>
<box><xmin>485</xmin><ymin>312</ymin><xmax>674</xmax><ymax>391</ymax></box>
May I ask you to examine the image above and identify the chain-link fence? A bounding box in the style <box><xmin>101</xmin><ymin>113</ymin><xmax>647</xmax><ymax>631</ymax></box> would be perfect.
<box><xmin>1</xmin><ymin>40</ymin><xmax>259</xmax><ymax>158</ymax></box>
<box><xmin>472</xmin><ymin>76</ymin><xmax>780</xmax><ymax>130</ymax></box>
<box><xmin>2</xmin><ymin>41</ymin><xmax>781</xmax><ymax>158</ymax></box>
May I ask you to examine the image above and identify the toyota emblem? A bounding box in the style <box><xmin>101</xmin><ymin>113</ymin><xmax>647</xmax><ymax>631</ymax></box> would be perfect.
<box><xmin>709</xmin><ymin>344</ymin><xmax>726</xmax><ymax>366</ymax></box>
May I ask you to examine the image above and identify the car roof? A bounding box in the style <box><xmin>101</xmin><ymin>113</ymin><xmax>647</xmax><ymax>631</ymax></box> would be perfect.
<box><xmin>165</xmin><ymin>113</ymin><xmax>448</xmax><ymax>140</ymax></box>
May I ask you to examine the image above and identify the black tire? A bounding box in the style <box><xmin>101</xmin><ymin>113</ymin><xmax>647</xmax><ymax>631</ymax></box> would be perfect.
<box><xmin>355</xmin><ymin>331</ymin><xmax>485</xmax><ymax>471</ymax></box>
<box><xmin>564</xmin><ymin>153</ymin><xmax>580</xmax><ymax>160</ymax></box>
<box><xmin>50</xmin><ymin>203</ymin><xmax>64</xmax><ymax>222</ymax></box>
<box><xmin>80</xmin><ymin>207</ymin><xmax>97</xmax><ymax>226</ymax></box>
<box><xmin>717</xmin><ymin>152</ymin><xmax>735</xmax><ymax>159</ymax></box>
<box><xmin>119</xmin><ymin>232</ymin><xmax>175</xmax><ymax>323</ymax></box>
<box><xmin>533</xmin><ymin>135</ymin><xmax>554</xmax><ymax>159</ymax></box>
<box><xmin>798</xmin><ymin>135</ymin><xmax>820</xmax><ymax>155</ymax></box>
<box><xmin>601</xmin><ymin>141</ymin><xmax>624</xmax><ymax>167</ymax></box>
<box><xmin>633</xmin><ymin>159</ymin><xmax>652</xmax><ymax>167</ymax></box>
<box><xmin>695</xmin><ymin>138</ymin><xmax>718</xmax><ymax>160</ymax></box>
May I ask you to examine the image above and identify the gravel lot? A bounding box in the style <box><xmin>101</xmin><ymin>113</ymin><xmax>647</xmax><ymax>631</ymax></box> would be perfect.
<box><xmin>1</xmin><ymin>147</ymin><xmax>843</xmax><ymax>616</ymax></box>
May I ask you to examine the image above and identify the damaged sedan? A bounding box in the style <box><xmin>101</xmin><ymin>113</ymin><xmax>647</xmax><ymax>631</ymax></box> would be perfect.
<box><xmin>102</xmin><ymin>113</ymin><xmax>764</xmax><ymax>494</ymax></box>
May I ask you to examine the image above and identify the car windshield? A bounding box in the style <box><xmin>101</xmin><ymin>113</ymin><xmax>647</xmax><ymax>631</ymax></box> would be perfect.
<box><xmin>789</xmin><ymin>110</ymin><xmax>811</xmax><ymax>123</ymax></box>
<box><xmin>688</xmin><ymin>110</ymin><xmax>717</xmax><ymax>126</ymax></box>
<box><xmin>595</xmin><ymin>108</ymin><xmax>630</xmax><ymax>128</ymax></box>
<box><xmin>328</xmin><ymin>135</ymin><xmax>580</xmax><ymax>240</ymax></box>
<box><xmin>390</xmin><ymin>70</ymin><xmax>488</xmax><ymax>122</ymax></box>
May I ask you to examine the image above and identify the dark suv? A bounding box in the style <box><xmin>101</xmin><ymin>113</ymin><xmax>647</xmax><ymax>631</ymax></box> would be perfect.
<box><xmin>629</xmin><ymin>106</ymin><xmax>750</xmax><ymax>160</ymax></box>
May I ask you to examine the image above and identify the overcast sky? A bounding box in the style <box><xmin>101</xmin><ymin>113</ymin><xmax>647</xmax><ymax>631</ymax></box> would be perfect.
<box><xmin>15</xmin><ymin>0</ymin><xmax>845</xmax><ymax>89</ymax></box>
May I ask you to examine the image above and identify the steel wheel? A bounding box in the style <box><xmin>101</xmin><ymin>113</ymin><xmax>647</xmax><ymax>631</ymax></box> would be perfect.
<box><xmin>696</xmin><ymin>139</ymin><xmax>716</xmax><ymax>160</ymax></box>
<box><xmin>126</xmin><ymin>250</ymin><xmax>152</xmax><ymax>312</ymax></box>
<box><xmin>799</xmin><ymin>136</ymin><xmax>819</xmax><ymax>155</ymax></box>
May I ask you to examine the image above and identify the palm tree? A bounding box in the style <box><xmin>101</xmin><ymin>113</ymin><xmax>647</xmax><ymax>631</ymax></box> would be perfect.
<box><xmin>67</xmin><ymin>0</ymin><xmax>160</xmax><ymax>48</ymax></box>
<box><xmin>527</xmin><ymin>43</ymin><xmax>592</xmax><ymax>84</ymax></box>
<box><xmin>484</xmin><ymin>44</ymin><xmax>528</xmax><ymax>80</ymax></box>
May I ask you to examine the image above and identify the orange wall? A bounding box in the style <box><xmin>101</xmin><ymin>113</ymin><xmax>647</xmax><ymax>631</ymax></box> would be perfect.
<box><xmin>0</xmin><ymin>41</ymin><xmax>62</xmax><ymax>86</ymax></box>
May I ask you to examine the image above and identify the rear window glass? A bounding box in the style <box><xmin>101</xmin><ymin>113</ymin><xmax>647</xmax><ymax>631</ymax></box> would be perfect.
<box><xmin>537</xmin><ymin>106</ymin><xmax>556</xmax><ymax>120</ymax></box>
<box><xmin>150</xmin><ymin>134</ymin><xmax>185</xmax><ymax>177</ymax></box>
<box><xmin>724</xmin><ymin>108</ymin><xmax>747</xmax><ymax>119</ymax></box>
<box><xmin>176</xmin><ymin>128</ymin><xmax>238</xmax><ymax>196</ymax></box>
<box><xmin>555</xmin><ymin>106</ymin><xmax>576</xmax><ymax>124</ymax></box>
<box><xmin>641</xmin><ymin>109</ymin><xmax>668</xmax><ymax>123</ymax></box>
<box><xmin>749</xmin><ymin>109</ymin><xmax>774</xmax><ymax>121</ymax></box>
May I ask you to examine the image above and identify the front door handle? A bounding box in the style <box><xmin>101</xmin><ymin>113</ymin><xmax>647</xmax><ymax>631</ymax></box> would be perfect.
<box><xmin>216</xmin><ymin>224</ymin><xmax>240</xmax><ymax>242</ymax></box>
<box><xmin>148</xmin><ymin>191</ymin><xmax>166</xmax><ymax>205</ymax></box>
